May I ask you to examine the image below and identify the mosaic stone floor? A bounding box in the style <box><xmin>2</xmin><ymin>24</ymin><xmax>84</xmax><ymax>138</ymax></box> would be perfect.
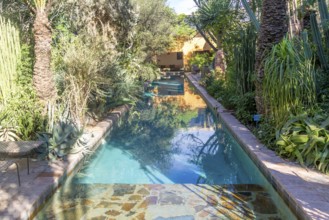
<box><xmin>36</xmin><ymin>184</ymin><xmax>282</xmax><ymax>220</ymax></box>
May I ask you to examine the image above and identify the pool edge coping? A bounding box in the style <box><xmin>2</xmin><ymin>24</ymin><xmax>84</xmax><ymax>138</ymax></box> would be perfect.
<box><xmin>186</xmin><ymin>72</ymin><xmax>329</xmax><ymax>220</ymax></box>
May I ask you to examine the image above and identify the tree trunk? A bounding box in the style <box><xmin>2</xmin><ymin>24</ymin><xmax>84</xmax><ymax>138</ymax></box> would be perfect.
<box><xmin>302</xmin><ymin>7</ymin><xmax>312</xmax><ymax>30</ymax></box>
<box><xmin>255</xmin><ymin>0</ymin><xmax>288</xmax><ymax>114</ymax></box>
<box><xmin>33</xmin><ymin>11</ymin><xmax>56</xmax><ymax>107</ymax></box>
<box><xmin>288</xmin><ymin>0</ymin><xmax>301</xmax><ymax>36</ymax></box>
<box><xmin>215</xmin><ymin>36</ymin><xmax>226</xmax><ymax>77</ymax></box>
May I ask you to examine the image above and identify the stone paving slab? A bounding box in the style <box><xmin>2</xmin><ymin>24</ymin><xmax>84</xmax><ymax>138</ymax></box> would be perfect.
<box><xmin>35</xmin><ymin>184</ymin><xmax>283</xmax><ymax>220</ymax></box>
<box><xmin>186</xmin><ymin>73</ymin><xmax>329</xmax><ymax>220</ymax></box>
<box><xmin>0</xmin><ymin>105</ymin><xmax>129</xmax><ymax>220</ymax></box>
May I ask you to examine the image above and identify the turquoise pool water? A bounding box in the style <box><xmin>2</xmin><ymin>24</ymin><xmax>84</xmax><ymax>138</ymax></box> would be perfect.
<box><xmin>74</xmin><ymin>109</ymin><xmax>262</xmax><ymax>185</ymax></box>
<box><xmin>35</xmin><ymin>77</ymin><xmax>296</xmax><ymax>219</ymax></box>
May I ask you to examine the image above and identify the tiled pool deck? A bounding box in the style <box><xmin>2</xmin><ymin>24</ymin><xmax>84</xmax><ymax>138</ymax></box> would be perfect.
<box><xmin>36</xmin><ymin>184</ymin><xmax>282</xmax><ymax>220</ymax></box>
<box><xmin>186</xmin><ymin>73</ymin><xmax>329</xmax><ymax>220</ymax></box>
<box><xmin>0</xmin><ymin>105</ymin><xmax>129</xmax><ymax>220</ymax></box>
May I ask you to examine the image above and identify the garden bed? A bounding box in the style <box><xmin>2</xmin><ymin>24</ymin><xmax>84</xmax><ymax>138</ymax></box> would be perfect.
<box><xmin>186</xmin><ymin>73</ymin><xmax>329</xmax><ymax>220</ymax></box>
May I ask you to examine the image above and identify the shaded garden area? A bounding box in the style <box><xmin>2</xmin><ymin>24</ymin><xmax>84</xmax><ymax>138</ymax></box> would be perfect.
<box><xmin>189</xmin><ymin>0</ymin><xmax>329</xmax><ymax>174</ymax></box>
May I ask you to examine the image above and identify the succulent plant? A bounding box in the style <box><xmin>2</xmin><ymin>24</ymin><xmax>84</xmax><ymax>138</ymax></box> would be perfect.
<box><xmin>37</xmin><ymin>120</ymin><xmax>90</xmax><ymax>160</ymax></box>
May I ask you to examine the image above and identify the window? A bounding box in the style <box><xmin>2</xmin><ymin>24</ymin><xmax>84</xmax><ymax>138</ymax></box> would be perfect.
<box><xmin>177</xmin><ymin>52</ymin><xmax>183</xmax><ymax>60</ymax></box>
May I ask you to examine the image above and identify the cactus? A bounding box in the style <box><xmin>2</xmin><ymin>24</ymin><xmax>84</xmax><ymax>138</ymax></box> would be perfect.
<box><xmin>241</xmin><ymin>0</ymin><xmax>260</xmax><ymax>31</ymax></box>
<box><xmin>301</xmin><ymin>30</ymin><xmax>313</xmax><ymax>59</ymax></box>
<box><xmin>0</xmin><ymin>16</ymin><xmax>21</xmax><ymax>106</ymax></box>
<box><xmin>234</xmin><ymin>25</ymin><xmax>256</xmax><ymax>95</ymax></box>
<box><xmin>318</xmin><ymin>0</ymin><xmax>329</xmax><ymax>48</ymax></box>
<box><xmin>310</xmin><ymin>12</ymin><xmax>329</xmax><ymax>69</ymax></box>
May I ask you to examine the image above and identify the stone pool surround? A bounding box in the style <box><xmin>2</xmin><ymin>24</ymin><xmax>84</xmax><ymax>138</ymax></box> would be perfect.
<box><xmin>37</xmin><ymin>184</ymin><xmax>283</xmax><ymax>219</ymax></box>
<box><xmin>0</xmin><ymin>105</ymin><xmax>129</xmax><ymax>220</ymax></box>
<box><xmin>186</xmin><ymin>73</ymin><xmax>329</xmax><ymax>220</ymax></box>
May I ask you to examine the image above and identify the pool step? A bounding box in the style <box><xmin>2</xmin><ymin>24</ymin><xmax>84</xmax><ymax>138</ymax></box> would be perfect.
<box><xmin>36</xmin><ymin>184</ymin><xmax>283</xmax><ymax>220</ymax></box>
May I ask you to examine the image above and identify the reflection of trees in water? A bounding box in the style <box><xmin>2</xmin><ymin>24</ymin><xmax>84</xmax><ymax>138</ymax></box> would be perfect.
<box><xmin>112</xmin><ymin>102</ymin><xmax>195</xmax><ymax>170</ymax></box>
<box><xmin>186</xmin><ymin>123</ymin><xmax>239</xmax><ymax>184</ymax></box>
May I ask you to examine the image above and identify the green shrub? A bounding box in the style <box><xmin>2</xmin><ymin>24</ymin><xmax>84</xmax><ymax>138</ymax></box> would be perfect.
<box><xmin>318</xmin><ymin>88</ymin><xmax>329</xmax><ymax>112</ymax></box>
<box><xmin>0</xmin><ymin>89</ymin><xmax>46</xmax><ymax>140</ymax></box>
<box><xmin>230</xmin><ymin>92</ymin><xmax>256</xmax><ymax>124</ymax></box>
<box><xmin>254</xmin><ymin>119</ymin><xmax>277</xmax><ymax>150</ymax></box>
<box><xmin>264</xmin><ymin>38</ymin><xmax>316</xmax><ymax>127</ymax></box>
<box><xmin>276</xmin><ymin>113</ymin><xmax>329</xmax><ymax>173</ymax></box>
<box><xmin>190</xmin><ymin>52</ymin><xmax>214</xmax><ymax>68</ymax></box>
<box><xmin>202</xmin><ymin>70</ymin><xmax>256</xmax><ymax>123</ymax></box>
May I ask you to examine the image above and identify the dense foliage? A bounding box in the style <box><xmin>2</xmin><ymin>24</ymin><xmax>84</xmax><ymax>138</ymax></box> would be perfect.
<box><xmin>189</xmin><ymin>52</ymin><xmax>214</xmax><ymax>69</ymax></box>
<box><xmin>193</xmin><ymin>0</ymin><xmax>329</xmax><ymax>173</ymax></box>
<box><xmin>263</xmin><ymin>38</ymin><xmax>316</xmax><ymax>127</ymax></box>
<box><xmin>1</xmin><ymin>0</ymin><xmax>329</xmax><ymax>173</ymax></box>
<box><xmin>0</xmin><ymin>0</ymin><xmax>179</xmax><ymax>159</ymax></box>
<box><xmin>277</xmin><ymin>114</ymin><xmax>329</xmax><ymax>173</ymax></box>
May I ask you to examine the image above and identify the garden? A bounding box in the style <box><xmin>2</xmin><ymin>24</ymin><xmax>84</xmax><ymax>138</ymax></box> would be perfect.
<box><xmin>1</xmin><ymin>0</ymin><xmax>329</xmax><ymax>219</ymax></box>
<box><xmin>1</xmin><ymin>0</ymin><xmax>329</xmax><ymax>175</ymax></box>
<box><xmin>189</xmin><ymin>0</ymin><xmax>329</xmax><ymax>174</ymax></box>
<box><xmin>0</xmin><ymin>0</ymin><xmax>193</xmax><ymax>159</ymax></box>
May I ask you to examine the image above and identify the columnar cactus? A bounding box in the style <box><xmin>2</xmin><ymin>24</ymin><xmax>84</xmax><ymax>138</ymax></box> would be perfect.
<box><xmin>0</xmin><ymin>16</ymin><xmax>21</xmax><ymax>106</ymax></box>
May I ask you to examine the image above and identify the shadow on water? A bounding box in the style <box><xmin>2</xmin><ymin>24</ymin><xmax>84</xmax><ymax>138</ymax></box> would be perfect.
<box><xmin>111</xmin><ymin>102</ymin><xmax>187</xmax><ymax>171</ymax></box>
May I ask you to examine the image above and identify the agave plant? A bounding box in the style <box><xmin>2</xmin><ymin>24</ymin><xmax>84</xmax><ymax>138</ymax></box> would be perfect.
<box><xmin>277</xmin><ymin>113</ymin><xmax>329</xmax><ymax>173</ymax></box>
<box><xmin>37</xmin><ymin>120</ymin><xmax>89</xmax><ymax>160</ymax></box>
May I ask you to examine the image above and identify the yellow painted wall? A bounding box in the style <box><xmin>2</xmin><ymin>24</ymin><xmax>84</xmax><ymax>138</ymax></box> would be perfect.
<box><xmin>157</xmin><ymin>52</ymin><xmax>184</xmax><ymax>67</ymax></box>
<box><xmin>157</xmin><ymin>34</ymin><xmax>211</xmax><ymax>69</ymax></box>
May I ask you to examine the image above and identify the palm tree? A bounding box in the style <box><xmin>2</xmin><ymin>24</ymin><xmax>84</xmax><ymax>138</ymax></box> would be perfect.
<box><xmin>255</xmin><ymin>0</ymin><xmax>288</xmax><ymax>114</ymax></box>
<box><xmin>191</xmin><ymin>0</ymin><xmax>238</xmax><ymax>74</ymax></box>
<box><xmin>23</xmin><ymin>0</ymin><xmax>56</xmax><ymax>107</ymax></box>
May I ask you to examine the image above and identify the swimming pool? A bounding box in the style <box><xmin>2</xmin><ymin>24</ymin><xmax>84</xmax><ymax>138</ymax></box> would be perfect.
<box><xmin>35</xmin><ymin>77</ymin><xmax>296</xmax><ymax>219</ymax></box>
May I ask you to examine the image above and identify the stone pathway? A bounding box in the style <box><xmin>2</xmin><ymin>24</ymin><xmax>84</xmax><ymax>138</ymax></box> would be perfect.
<box><xmin>36</xmin><ymin>184</ymin><xmax>283</xmax><ymax>220</ymax></box>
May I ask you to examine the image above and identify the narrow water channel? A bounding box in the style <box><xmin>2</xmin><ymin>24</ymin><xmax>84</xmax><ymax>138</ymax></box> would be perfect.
<box><xmin>35</xmin><ymin>76</ymin><xmax>296</xmax><ymax>220</ymax></box>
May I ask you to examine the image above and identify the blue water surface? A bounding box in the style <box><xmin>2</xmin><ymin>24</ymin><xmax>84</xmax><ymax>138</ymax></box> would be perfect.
<box><xmin>74</xmin><ymin>105</ymin><xmax>262</xmax><ymax>185</ymax></box>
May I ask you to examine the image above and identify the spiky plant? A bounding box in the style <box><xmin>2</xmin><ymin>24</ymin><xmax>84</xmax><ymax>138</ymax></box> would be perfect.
<box><xmin>263</xmin><ymin>38</ymin><xmax>316</xmax><ymax>127</ymax></box>
<box><xmin>241</xmin><ymin>0</ymin><xmax>260</xmax><ymax>31</ymax></box>
<box><xmin>0</xmin><ymin>16</ymin><xmax>21</xmax><ymax>106</ymax></box>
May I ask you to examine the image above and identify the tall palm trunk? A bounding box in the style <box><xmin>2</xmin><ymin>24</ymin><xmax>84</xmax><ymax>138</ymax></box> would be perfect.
<box><xmin>255</xmin><ymin>0</ymin><xmax>288</xmax><ymax>114</ymax></box>
<box><xmin>33</xmin><ymin>10</ymin><xmax>56</xmax><ymax>106</ymax></box>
